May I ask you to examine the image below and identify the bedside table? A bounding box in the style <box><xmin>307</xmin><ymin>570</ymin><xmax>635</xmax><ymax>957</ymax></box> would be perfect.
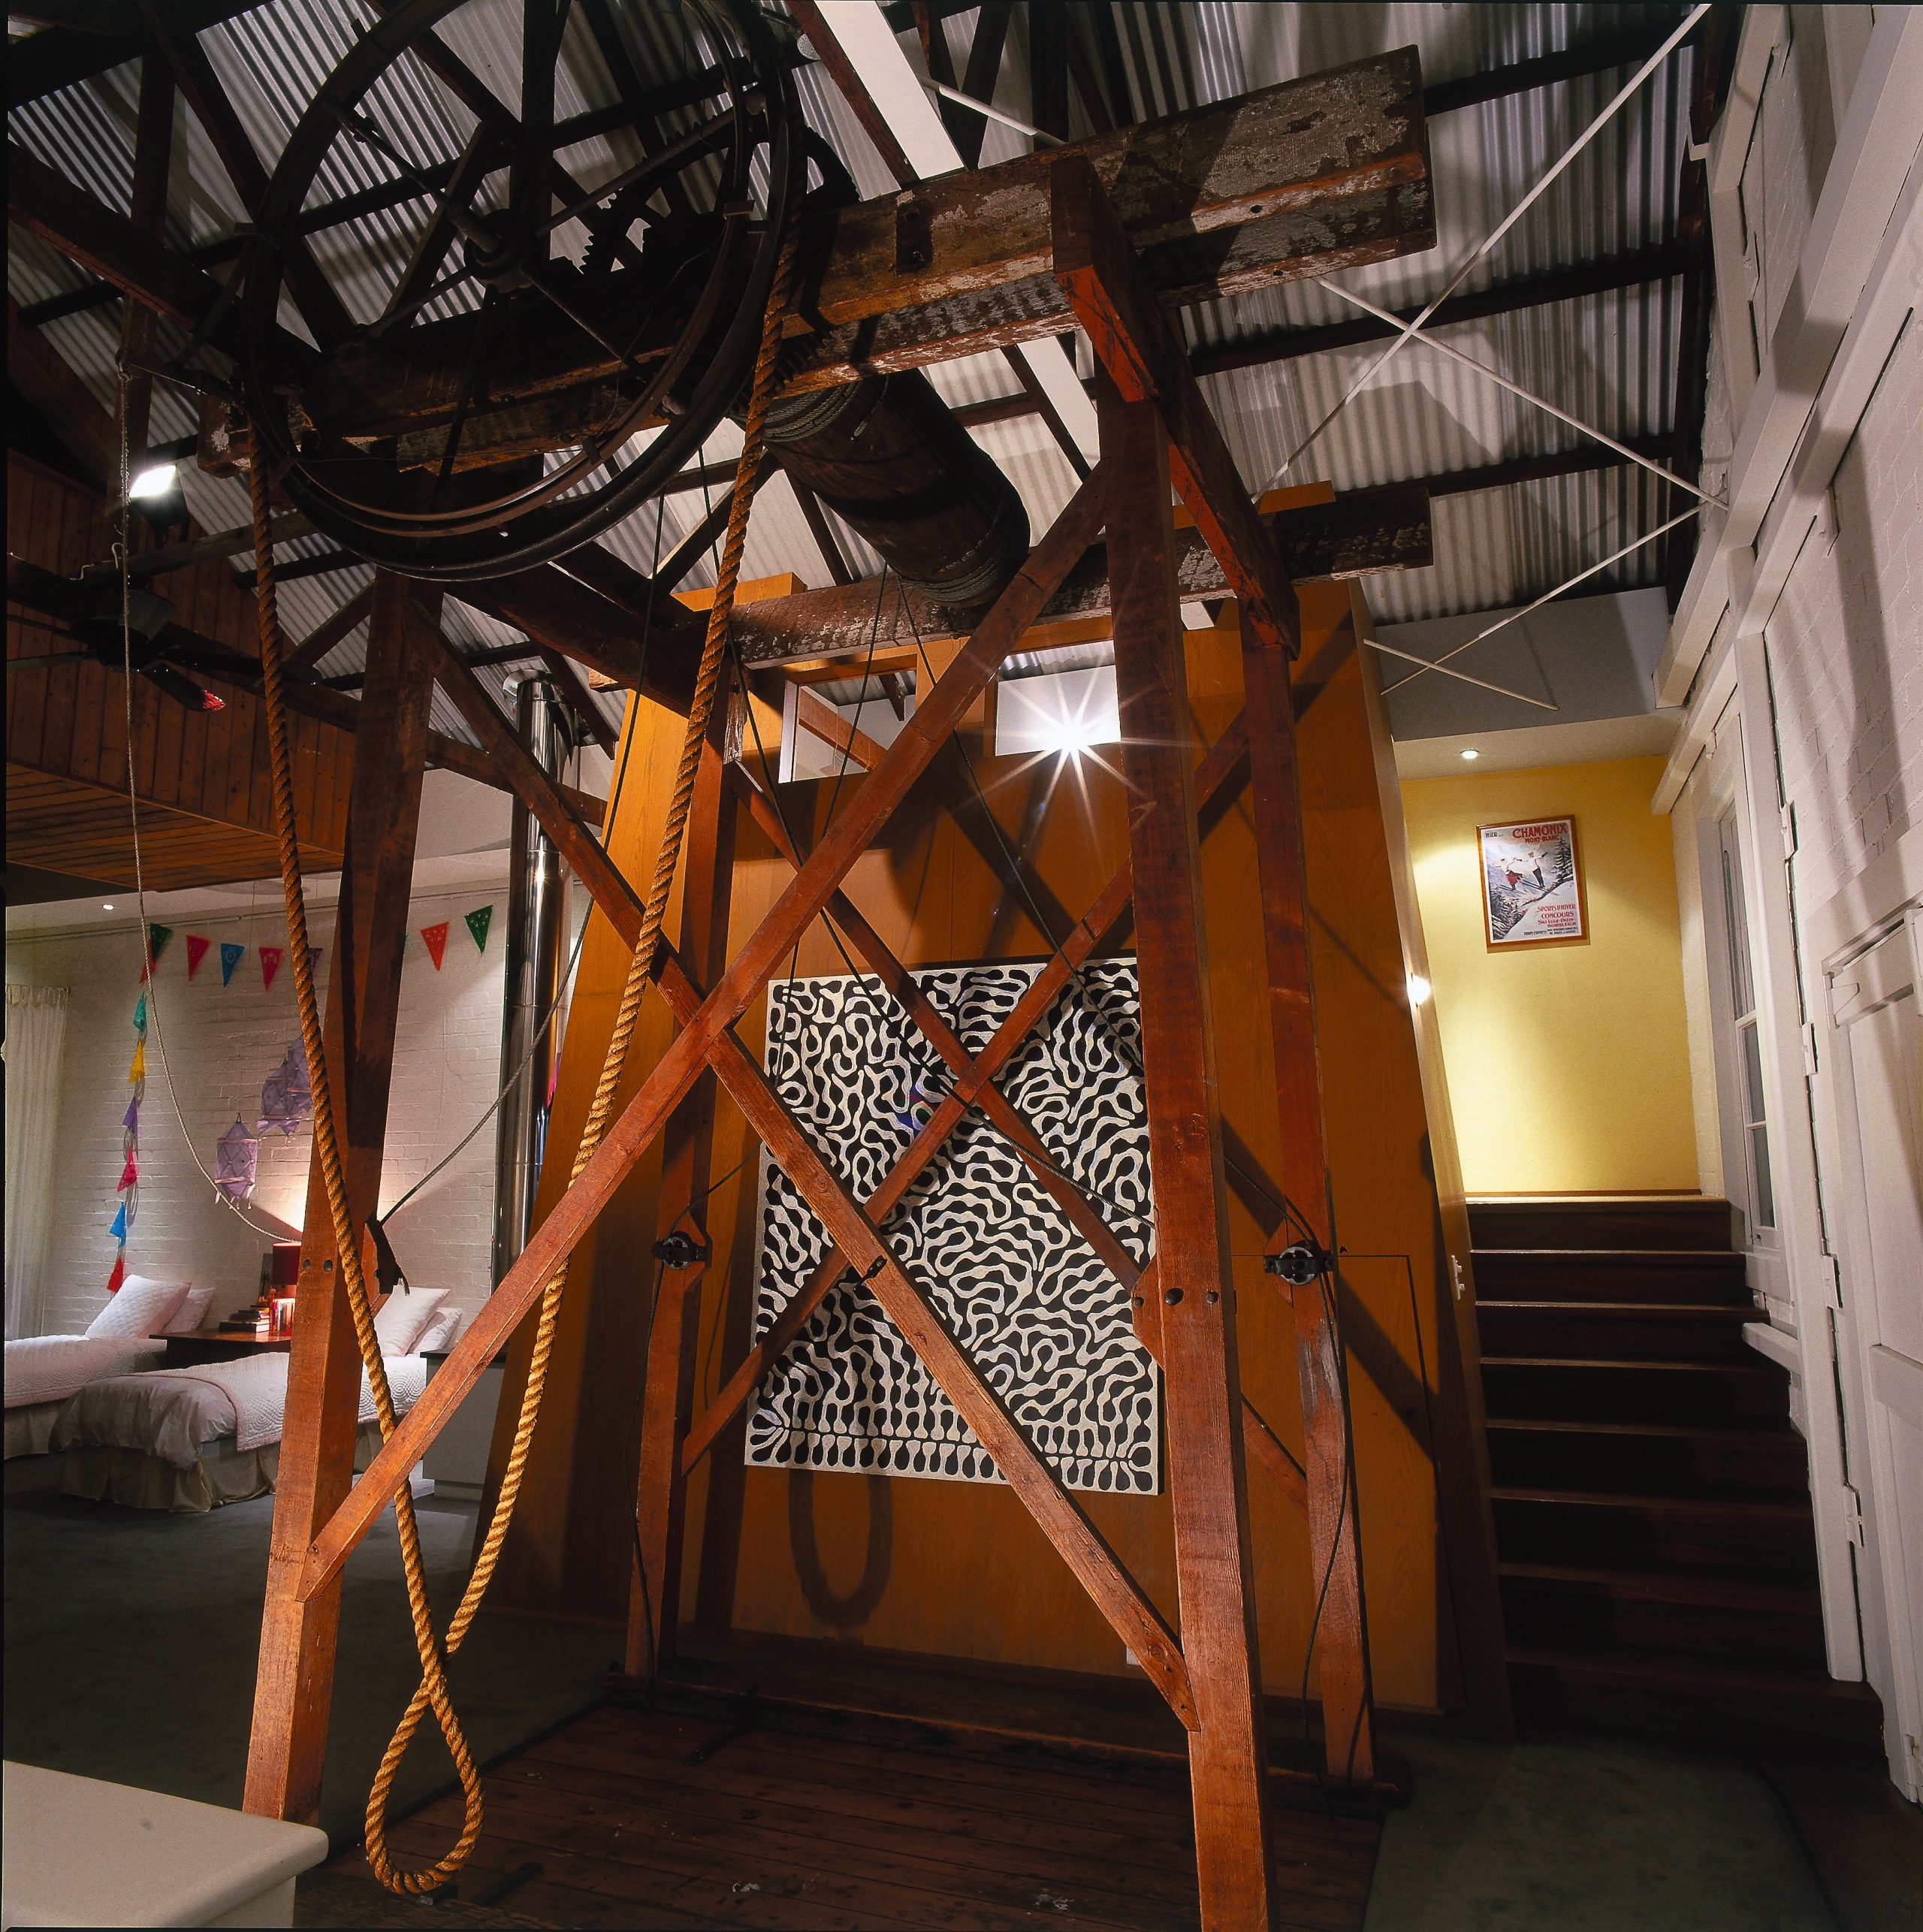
<box><xmin>163</xmin><ymin>1333</ymin><xmax>294</xmax><ymax>1368</ymax></box>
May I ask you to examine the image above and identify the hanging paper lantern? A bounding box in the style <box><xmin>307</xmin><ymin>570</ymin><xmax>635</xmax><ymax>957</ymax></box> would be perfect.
<box><xmin>186</xmin><ymin>934</ymin><xmax>210</xmax><ymax>979</ymax></box>
<box><xmin>216</xmin><ymin>1118</ymin><xmax>258</xmax><ymax>1204</ymax></box>
<box><xmin>465</xmin><ymin>904</ymin><xmax>494</xmax><ymax>953</ymax></box>
<box><xmin>260</xmin><ymin>945</ymin><xmax>284</xmax><ymax>992</ymax></box>
<box><xmin>420</xmin><ymin>922</ymin><xmax>449</xmax><ymax>971</ymax></box>
<box><xmin>220</xmin><ymin>940</ymin><xmax>245</xmax><ymax>986</ymax></box>
<box><xmin>258</xmin><ymin>1042</ymin><xmax>312</xmax><ymax>1137</ymax></box>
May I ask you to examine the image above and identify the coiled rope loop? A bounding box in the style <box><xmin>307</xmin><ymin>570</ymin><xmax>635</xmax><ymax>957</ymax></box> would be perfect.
<box><xmin>251</xmin><ymin>183</ymin><xmax>805</xmax><ymax>1897</ymax></box>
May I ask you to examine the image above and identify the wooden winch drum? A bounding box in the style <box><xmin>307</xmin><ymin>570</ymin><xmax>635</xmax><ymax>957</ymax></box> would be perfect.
<box><xmin>762</xmin><ymin>369</ymin><xmax>1031</xmax><ymax>606</ymax></box>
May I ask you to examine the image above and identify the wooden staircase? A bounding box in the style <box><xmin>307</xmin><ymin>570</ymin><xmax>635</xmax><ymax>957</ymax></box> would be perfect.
<box><xmin>1471</xmin><ymin>1197</ymin><xmax>1886</xmax><ymax>1758</ymax></box>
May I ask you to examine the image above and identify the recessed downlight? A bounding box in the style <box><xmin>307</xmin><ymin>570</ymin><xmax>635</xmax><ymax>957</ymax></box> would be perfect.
<box><xmin>1460</xmin><ymin>747</ymin><xmax>1481</xmax><ymax>760</ymax></box>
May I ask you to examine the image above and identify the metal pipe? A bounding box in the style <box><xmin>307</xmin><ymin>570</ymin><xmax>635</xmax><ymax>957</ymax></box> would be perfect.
<box><xmin>491</xmin><ymin>675</ymin><xmax>570</xmax><ymax>1285</ymax></box>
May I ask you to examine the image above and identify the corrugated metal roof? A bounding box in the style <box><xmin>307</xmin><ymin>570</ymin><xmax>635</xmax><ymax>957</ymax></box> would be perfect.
<box><xmin>9</xmin><ymin>1</ymin><xmax>1696</xmax><ymax>683</ymax></box>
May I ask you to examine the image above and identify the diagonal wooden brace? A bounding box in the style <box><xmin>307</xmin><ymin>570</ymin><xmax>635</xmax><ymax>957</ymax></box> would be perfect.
<box><xmin>648</xmin><ymin>944</ymin><xmax>1196</xmax><ymax>1726</ymax></box>
<box><xmin>297</xmin><ymin>465</ymin><xmax>1110</xmax><ymax>1604</ymax></box>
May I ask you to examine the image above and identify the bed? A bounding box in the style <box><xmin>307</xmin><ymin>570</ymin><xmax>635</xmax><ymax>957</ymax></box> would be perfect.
<box><xmin>4</xmin><ymin>1278</ymin><xmax>213</xmax><ymax>1460</ymax></box>
<box><xmin>49</xmin><ymin>1288</ymin><xmax>463</xmax><ymax>1512</ymax></box>
<box><xmin>51</xmin><ymin>1349</ymin><xmax>436</xmax><ymax>1513</ymax></box>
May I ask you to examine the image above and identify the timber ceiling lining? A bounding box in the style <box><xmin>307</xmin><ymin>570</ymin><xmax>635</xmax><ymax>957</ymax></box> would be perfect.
<box><xmin>10</xmin><ymin>2</ymin><xmax>1696</xmax><ymax>634</ymax></box>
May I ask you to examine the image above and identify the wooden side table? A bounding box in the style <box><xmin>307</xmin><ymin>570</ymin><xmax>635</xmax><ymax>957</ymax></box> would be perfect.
<box><xmin>163</xmin><ymin>1333</ymin><xmax>294</xmax><ymax>1368</ymax></box>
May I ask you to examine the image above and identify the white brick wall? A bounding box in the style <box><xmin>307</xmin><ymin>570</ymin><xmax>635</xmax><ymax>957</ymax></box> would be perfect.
<box><xmin>6</xmin><ymin>886</ymin><xmax>506</xmax><ymax>1338</ymax></box>
<box><xmin>1766</xmin><ymin>314</ymin><xmax>1922</xmax><ymax>890</ymax></box>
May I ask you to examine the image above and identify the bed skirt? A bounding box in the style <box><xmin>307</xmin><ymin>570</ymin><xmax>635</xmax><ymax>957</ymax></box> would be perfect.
<box><xmin>60</xmin><ymin>1420</ymin><xmax>389</xmax><ymax>1514</ymax></box>
<box><xmin>5</xmin><ymin>1402</ymin><xmax>62</xmax><ymax>1460</ymax></box>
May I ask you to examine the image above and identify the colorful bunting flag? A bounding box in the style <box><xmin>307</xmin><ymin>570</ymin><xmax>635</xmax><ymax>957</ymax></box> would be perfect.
<box><xmin>220</xmin><ymin>941</ymin><xmax>245</xmax><ymax>986</ymax></box>
<box><xmin>109</xmin><ymin>1201</ymin><xmax>128</xmax><ymax>1242</ymax></box>
<box><xmin>260</xmin><ymin>945</ymin><xmax>284</xmax><ymax>992</ymax></box>
<box><xmin>146</xmin><ymin>923</ymin><xmax>173</xmax><ymax>971</ymax></box>
<box><xmin>105</xmin><ymin>1254</ymin><xmax>125</xmax><ymax>1297</ymax></box>
<box><xmin>464</xmin><ymin>904</ymin><xmax>494</xmax><ymax>954</ymax></box>
<box><xmin>132</xmin><ymin>992</ymin><xmax>146</xmax><ymax>1031</ymax></box>
<box><xmin>128</xmin><ymin>1040</ymin><xmax>146</xmax><ymax>1085</ymax></box>
<box><xmin>122</xmin><ymin>1097</ymin><xmax>139</xmax><ymax>1132</ymax></box>
<box><xmin>117</xmin><ymin>1152</ymin><xmax>138</xmax><ymax>1191</ymax></box>
<box><xmin>186</xmin><ymin>934</ymin><xmax>210</xmax><ymax>979</ymax></box>
<box><xmin>420</xmin><ymin>922</ymin><xmax>449</xmax><ymax>971</ymax></box>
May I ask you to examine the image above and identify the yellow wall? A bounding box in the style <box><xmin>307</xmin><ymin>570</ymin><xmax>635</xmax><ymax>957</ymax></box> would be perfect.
<box><xmin>1399</xmin><ymin>755</ymin><xmax>1699</xmax><ymax>1194</ymax></box>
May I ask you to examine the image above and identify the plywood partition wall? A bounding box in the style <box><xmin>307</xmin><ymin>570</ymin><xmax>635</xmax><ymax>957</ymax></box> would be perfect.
<box><xmin>482</xmin><ymin>581</ymin><xmax>1503</xmax><ymax>1726</ymax></box>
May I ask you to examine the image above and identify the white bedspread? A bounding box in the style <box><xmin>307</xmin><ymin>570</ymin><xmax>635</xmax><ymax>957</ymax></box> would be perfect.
<box><xmin>52</xmin><ymin>1352</ymin><xmax>430</xmax><ymax>1469</ymax></box>
<box><xmin>5</xmin><ymin>1336</ymin><xmax>166</xmax><ymax>1410</ymax></box>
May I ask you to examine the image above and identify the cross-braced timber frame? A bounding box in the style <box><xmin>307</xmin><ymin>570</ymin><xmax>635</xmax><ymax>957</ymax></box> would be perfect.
<box><xmin>245</xmin><ymin>163</ymin><xmax>1375</xmax><ymax>1930</ymax></box>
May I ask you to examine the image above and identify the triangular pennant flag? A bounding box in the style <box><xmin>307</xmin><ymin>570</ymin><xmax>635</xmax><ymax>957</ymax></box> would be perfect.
<box><xmin>117</xmin><ymin>1153</ymin><xmax>138</xmax><ymax>1191</ymax></box>
<box><xmin>128</xmin><ymin>1041</ymin><xmax>146</xmax><ymax>1085</ymax></box>
<box><xmin>420</xmin><ymin>922</ymin><xmax>449</xmax><ymax>971</ymax></box>
<box><xmin>307</xmin><ymin>946</ymin><xmax>324</xmax><ymax>982</ymax></box>
<box><xmin>109</xmin><ymin>1201</ymin><xmax>128</xmax><ymax>1242</ymax></box>
<box><xmin>106</xmin><ymin>1253</ymin><xmax>126</xmax><ymax>1295</ymax></box>
<box><xmin>465</xmin><ymin>904</ymin><xmax>494</xmax><ymax>954</ymax></box>
<box><xmin>122</xmin><ymin>1097</ymin><xmax>140</xmax><ymax>1132</ymax></box>
<box><xmin>261</xmin><ymin>945</ymin><xmax>284</xmax><ymax>992</ymax></box>
<box><xmin>220</xmin><ymin>940</ymin><xmax>245</xmax><ymax>986</ymax></box>
<box><xmin>132</xmin><ymin>992</ymin><xmax>146</xmax><ymax>1031</ymax></box>
<box><xmin>147</xmin><ymin>923</ymin><xmax>173</xmax><ymax>969</ymax></box>
<box><xmin>186</xmin><ymin>934</ymin><xmax>210</xmax><ymax>979</ymax></box>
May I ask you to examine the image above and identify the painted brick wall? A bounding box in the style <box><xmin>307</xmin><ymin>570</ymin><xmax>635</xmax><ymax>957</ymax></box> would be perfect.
<box><xmin>7</xmin><ymin>886</ymin><xmax>506</xmax><ymax>1339</ymax></box>
<box><xmin>1766</xmin><ymin>314</ymin><xmax>1922</xmax><ymax>892</ymax></box>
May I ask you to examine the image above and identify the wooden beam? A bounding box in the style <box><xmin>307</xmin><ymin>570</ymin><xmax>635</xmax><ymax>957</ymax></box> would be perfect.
<box><xmin>793</xmin><ymin>684</ymin><xmax>890</xmax><ymax>771</ymax></box>
<box><xmin>1054</xmin><ymin>155</ymin><xmax>1300</xmax><ymax>656</ymax></box>
<box><xmin>789</xmin><ymin>481</ymin><xmax>854</xmax><ymax>587</ymax></box>
<box><xmin>1099</xmin><ymin>366</ymin><xmax>1273</xmax><ymax>1923</ymax></box>
<box><xmin>536</xmin><ymin>647</ymin><xmax>618</xmax><ymax>755</ymax></box>
<box><xmin>1244</xmin><ymin>601</ymin><xmax>1377</xmax><ymax>1786</ymax></box>
<box><xmin>625</xmin><ymin>710</ymin><xmax>735</xmax><ymax>1686</ymax></box>
<box><xmin>1001</xmin><ymin>342</ymin><xmax>1093</xmax><ymax>480</ymax></box>
<box><xmin>8</xmin><ymin>0</ymin><xmax>262</xmax><ymax>110</ymax></box>
<box><xmin>288</xmin><ymin>586</ymin><xmax>374</xmax><ymax>671</ymax></box>
<box><xmin>730</xmin><ymin>488</ymin><xmax>1429</xmax><ymax>668</ymax></box>
<box><xmin>116</xmin><ymin>47</ymin><xmax>174</xmax><ymax>469</ymax></box>
<box><xmin>294</xmin><ymin>465</ymin><xmax>1110</xmax><ymax>1604</ymax></box>
<box><xmin>243</xmin><ymin>572</ymin><xmax>436</xmax><ymax>1825</ymax></box>
<box><xmin>787</xmin><ymin>0</ymin><xmax>922</xmax><ymax>187</ymax></box>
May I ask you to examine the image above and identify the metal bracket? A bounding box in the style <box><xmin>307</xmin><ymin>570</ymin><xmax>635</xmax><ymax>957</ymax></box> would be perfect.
<box><xmin>651</xmin><ymin>1229</ymin><xmax>711</xmax><ymax>1271</ymax></box>
<box><xmin>1264</xmin><ymin>1242</ymin><xmax>1333</xmax><ymax>1287</ymax></box>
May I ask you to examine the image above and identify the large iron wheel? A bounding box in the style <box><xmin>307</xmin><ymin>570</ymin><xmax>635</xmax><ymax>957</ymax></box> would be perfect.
<box><xmin>241</xmin><ymin>0</ymin><xmax>795</xmax><ymax>581</ymax></box>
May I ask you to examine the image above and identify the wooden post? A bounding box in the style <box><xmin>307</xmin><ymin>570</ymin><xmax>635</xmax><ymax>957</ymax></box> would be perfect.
<box><xmin>1100</xmin><ymin>366</ymin><xmax>1275</xmax><ymax>1930</ymax></box>
<box><xmin>623</xmin><ymin>710</ymin><xmax>736</xmax><ymax>1684</ymax></box>
<box><xmin>243</xmin><ymin>571</ymin><xmax>438</xmax><ymax>1824</ymax></box>
<box><xmin>1243</xmin><ymin>616</ymin><xmax>1377</xmax><ymax>1784</ymax></box>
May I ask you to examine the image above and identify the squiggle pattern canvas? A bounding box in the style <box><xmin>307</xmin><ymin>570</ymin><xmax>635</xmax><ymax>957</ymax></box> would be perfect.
<box><xmin>747</xmin><ymin>960</ymin><xmax>1160</xmax><ymax>1494</ymax></box>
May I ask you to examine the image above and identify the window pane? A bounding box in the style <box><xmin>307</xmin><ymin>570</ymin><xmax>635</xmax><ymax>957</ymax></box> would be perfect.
<box><xmin>1741</xmin><ymin>1021</ymin><xmax>1769</xmax><ymax>1128</ymax></box>
<box><xmin>1719</xmin><ymin>814</ymin><xmax>1756</xmax><ymax>1018</ymax></box>
<box><xmin>1751</xmin><ymin>1124</ymin><xmax>1775</xmax><ymax>1229</ymax></box>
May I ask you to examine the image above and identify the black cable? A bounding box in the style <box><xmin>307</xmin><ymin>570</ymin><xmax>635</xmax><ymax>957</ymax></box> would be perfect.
<box><xmin>626</xmin><ymin>1257</ymin><xmax>669</xmax><ymax>1674</ymax></box>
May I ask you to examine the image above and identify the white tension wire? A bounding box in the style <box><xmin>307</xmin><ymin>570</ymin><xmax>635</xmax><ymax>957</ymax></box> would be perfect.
<box><xmin>1267</xmin><ymin>3</ymin><xmax>1710</xmax><ymax>487</ymax></box>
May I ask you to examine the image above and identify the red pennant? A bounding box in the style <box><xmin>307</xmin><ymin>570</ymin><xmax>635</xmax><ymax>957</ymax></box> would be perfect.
<box><xmin>186</xmin><ymin>934</ymin><xmax>211</xmax><ymax>979</ymax></box>
<box><xmin>118</xmin><ymin>1153</ymin><xmax>138</xmax><ymax>1191</ymax></box>
<box><xmin>106</xmin><ymin>1254</ymin><xmax>126</xmax><ymax>1295</ymax></box>
<box><xmin>420</xmin><ymin>922</ymin><xmax>449</xmax><ymax>971</ymax></box>
<box><xmin>260</xmin><ymin>945</ymin><xmax>284</xmax><ymax>992</ymax></box>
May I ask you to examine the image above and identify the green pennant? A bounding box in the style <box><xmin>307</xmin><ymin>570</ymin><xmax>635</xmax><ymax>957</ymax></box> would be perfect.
<box><xmin>147</xmin><ymin>923</ymin><xmax>173</xmax><ymax>969</ymax></box>
<box><xmin>464</xmin><ymin>904</ymin><xmax>494</xmax><ymax>955</ymax></box>
<box><xmin>132</xmin><ymin>991</ymin><xmax>146</xmax><ymax>1031</ymax></box>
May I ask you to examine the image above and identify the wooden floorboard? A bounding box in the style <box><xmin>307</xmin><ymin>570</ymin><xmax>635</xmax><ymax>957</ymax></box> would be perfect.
<box><xmin>316</xmin><ymin>1704</ymin><xmax>1380</xmax><ymax>1930</ymax></box>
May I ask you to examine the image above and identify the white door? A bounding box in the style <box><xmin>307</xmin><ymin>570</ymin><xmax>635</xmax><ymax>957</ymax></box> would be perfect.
<box><xmin>1829</xmin><ymin>913</ymin><xmax>1923</xmax><ymax>1798</ymax></box>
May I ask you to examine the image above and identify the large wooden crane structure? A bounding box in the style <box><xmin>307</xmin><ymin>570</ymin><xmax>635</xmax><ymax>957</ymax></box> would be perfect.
<box><xmin>8</xmin><ymin>10</ymin><xmax>1515</xmax><ymax>1923</ymax></box>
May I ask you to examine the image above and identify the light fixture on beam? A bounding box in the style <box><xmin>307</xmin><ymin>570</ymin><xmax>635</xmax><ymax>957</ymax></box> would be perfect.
<box><xmin>128</xmin><ymin>463</ymin><xmax>178</xmax><ymax>500</ymax></box>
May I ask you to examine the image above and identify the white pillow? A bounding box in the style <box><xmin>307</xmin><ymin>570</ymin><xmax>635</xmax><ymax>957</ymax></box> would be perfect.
<box><xmin>414</xmin><ymin>1307</ymin><xmax>464</xmax><ymax>1355</ymax></box>
<box><xmin>373</xmin><ymin>1286</ymin><xmax>448</xmax><ymax>1357</ymax></box>
<box><xmin>160</xmin><ymin>1286</ymin><xmax>218</xmax><ymax>1336</ymax></box>
<box><xmin>86</xmin><ymin>1275</ymin><xmax>191</xmax><ymax>1339</ymax></box>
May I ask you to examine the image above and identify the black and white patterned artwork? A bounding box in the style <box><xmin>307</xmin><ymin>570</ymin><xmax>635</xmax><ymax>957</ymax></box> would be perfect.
<box><xmin>747</xmin><ymin>959</ymin><xmax>1159</xmax><ymax>1494</ymax></box>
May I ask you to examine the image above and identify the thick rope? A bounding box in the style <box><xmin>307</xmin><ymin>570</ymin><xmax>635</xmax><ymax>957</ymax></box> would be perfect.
<box><xmin>246</xmin><ymin>194</ymin><xmax>803</xmax><ymax>1894</ymax></box>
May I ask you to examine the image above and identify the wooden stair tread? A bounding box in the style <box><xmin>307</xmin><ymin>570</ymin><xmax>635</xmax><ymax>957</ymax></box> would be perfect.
<box><xmin>1486</xmin><ymin>1417</ymin><xmax>1798</xmax><ymax>1441</ymax></box>
<box><xmin>1505</xmin><ymin>1643</ymin><xmax>1881</xmax><ymax>1704</ymax></box>
<box><xmin>1490</xmin><ymin>1487</ymin><xmax>1814</xmax><ymax>1522</ymax></box>
<box><xmin>1498</xmin><ymin>1562</ymin><xmax>1821</xmax><ymax>1611</ymax></box>
<box><xmin>1478</xmin><ymin>1302</ymin><xmax>1758</xmax><ymax>1317</ymax></box>
<box><xmin>1482</xmin><ymin>1357</ymin><xmax>1782</xmax><ymax>1373</ymax></box>
<box><xmin>1472</xmin><ymin>1248</ymin><xmax>1746</xmax><ymax>1266</ymax></box>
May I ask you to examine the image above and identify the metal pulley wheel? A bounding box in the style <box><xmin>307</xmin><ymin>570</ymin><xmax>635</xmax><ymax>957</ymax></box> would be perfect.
<box><xmin>240</xmin><ymin>0</ymin><xmax>796</xmax><ymax>581</ymax></box>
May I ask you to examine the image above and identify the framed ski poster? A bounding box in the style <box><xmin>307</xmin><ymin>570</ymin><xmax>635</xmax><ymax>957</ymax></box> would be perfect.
<box><xmin>1478</xmin><ymin>816</ymin><xmax>1585</xmax><ymax>948</ymax></box>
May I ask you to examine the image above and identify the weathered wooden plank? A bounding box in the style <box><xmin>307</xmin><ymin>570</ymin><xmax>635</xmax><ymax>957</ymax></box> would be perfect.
<box><xmin>1100</xmin><ymin>369</ymin><xmax>1274</xmax><ymax>1926</ymax></box>
<box><xmin>243</xmin><ymin>570</ymin><xmax>436</xmax><ymax>1827</ymax></box>
<box><xmin>731</xmin><ymin>490</ymin><xmax>1429</xmax><ymax>669</ymax></box>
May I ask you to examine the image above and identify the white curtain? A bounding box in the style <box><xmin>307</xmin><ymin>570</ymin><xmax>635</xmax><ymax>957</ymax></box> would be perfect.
<box><xmin>5</xmin><ymin>984</ymin><xmax>71</xmax><ymax>1339</ymax></box>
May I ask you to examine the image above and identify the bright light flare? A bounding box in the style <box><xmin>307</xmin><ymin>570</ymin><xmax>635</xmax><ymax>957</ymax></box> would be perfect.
<box><xmin>1460</xmin><ymin>747</ymin><xmax>1481</xmax><ymax>761</ymax></box>
<box><xmin>1406</xmin><ymin>974</ymin><xmax>1432</xmax><ymax>1007</ymax></box>
<box><xmin>995</xmin><ymin>666</ymin><xmax>1120</xmax><ymax>760</ymax></box>
<box><xmin>128</xmin><ymin>463</ymin><xmax>177</xmax><ymax>500</ymax></box>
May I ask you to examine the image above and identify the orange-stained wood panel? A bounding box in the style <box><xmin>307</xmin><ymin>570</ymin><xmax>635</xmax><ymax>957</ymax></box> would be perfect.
<box><xmin>6</xmin><ymin>453</ymin><xmax>355</xmax><ymax>886</ymax></box>
<box><xmin>482</xmin><ymin>584</ymin><xmax>1498</xmax><ymax>1727</ymax></box>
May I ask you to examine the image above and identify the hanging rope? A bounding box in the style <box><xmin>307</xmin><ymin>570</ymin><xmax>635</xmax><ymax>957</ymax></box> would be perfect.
<box><xmin>250</xmin><ymin>184</ymin><xmax>805</xmax><ymax>1894</ymax></box>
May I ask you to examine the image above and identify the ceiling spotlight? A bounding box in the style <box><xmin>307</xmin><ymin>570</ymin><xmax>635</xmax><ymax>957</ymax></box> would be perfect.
<box><xmin>102</xmin><ymin>902</ymin><xmax>115</xmax><ymax>910</ymax></box>
<box><xmin>128</xmin><ymin>463</ymin><xmax>178</xmax><ymax>500</ymax></box>
<box><xmin>1460</xmin><ymin>747</ymin><xmax>1481</xmax><ymax>761</ymax></box>
<box><xmin>1406</xmin><ymin>974</ymin><xmax>1432</xmax><ymax>1007</ymax></box>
